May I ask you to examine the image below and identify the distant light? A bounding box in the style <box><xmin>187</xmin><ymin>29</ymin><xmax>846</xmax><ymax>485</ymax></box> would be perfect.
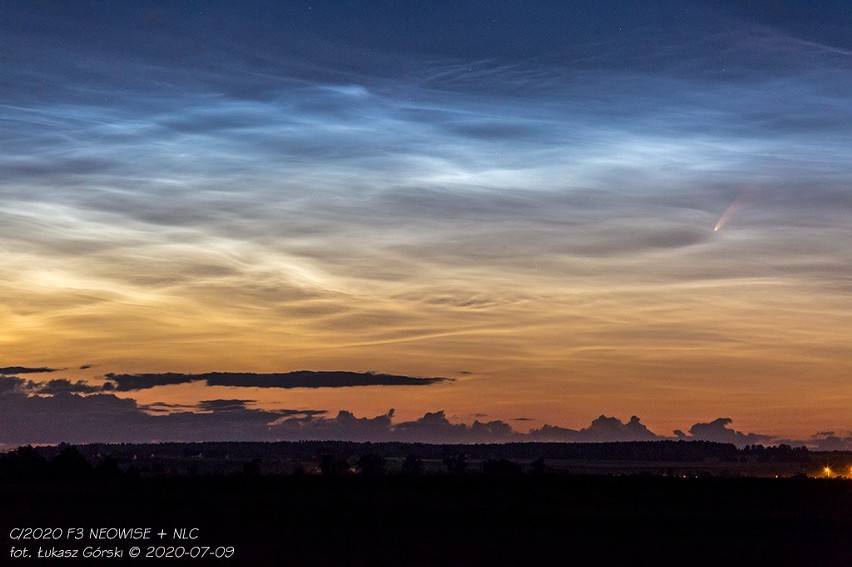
<box><xmin>823</xmin><ymin>466</ymin><xmax>832</xmax><ymax>477</ymax></box>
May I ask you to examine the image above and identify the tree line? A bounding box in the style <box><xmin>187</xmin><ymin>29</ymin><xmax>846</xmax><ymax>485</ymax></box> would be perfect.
<box><xmin>0</xmin><ymin>440</ymin><xmax>816</xmax><ymax>482</ymax></box>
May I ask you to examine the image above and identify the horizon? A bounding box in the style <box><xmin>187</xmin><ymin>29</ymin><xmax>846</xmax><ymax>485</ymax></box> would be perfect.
<box><xmin>1</xmin><ymin>1</ymin><xmax>850</xmax><ymax>449</ymax></box>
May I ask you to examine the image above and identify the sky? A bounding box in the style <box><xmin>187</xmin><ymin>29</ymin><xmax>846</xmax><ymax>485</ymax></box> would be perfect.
<box><xmin>1</xmin><ymin>1</ymin><xmax>850</xmax><ymax>448</ymax></box>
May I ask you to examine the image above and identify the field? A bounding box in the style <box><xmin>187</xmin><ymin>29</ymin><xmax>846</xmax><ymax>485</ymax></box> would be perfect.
<box><xmin>3</xmin><ymin>474</ymin><xmax>851</xmax><ymax>566</ymax></box>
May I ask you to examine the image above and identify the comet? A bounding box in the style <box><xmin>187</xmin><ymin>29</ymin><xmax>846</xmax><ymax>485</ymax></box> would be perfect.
<box><xmin>713</xmin><ymin>199</ymin><xmax>746</xmax><ymax>231</ymax></box>
<box><xmin>714</xmin><ymin>186</ymin><xmax>756</xmax><ymax>232</ymax></box>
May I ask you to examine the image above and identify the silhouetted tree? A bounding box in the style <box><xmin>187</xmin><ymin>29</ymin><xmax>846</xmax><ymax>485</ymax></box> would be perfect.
<box><xmin>530</xmin><ymin>457</ymin><xmax>546</xmax><ymax>475</ymax></box>
<box><xmin>319</xmin><ymin>454</ymin><xmax>350</xmax><ymax>476</ymax></box>
<box><xmin>0</xmin><ymin>445</ymin><xmax>49</xmax><ymax>481</ymax></box>
<box><xmin>401</xmin><ymin>454</ymin><xmax>424</xmax><ymax>475</ymax></box>
<box><xmin>444</xmin><ymin>453</ymin><xmax>467</xmax><ymax>474</ymax></box>
<box><xmin>242</xmin><ymin>458</ymin><xmax>261</xmax><ymax>476</ymax></box>
<box><xmin>357</xmin><ymin>453</ymin><xmax>386</xmax><ymax>476</ymax></box>
<box><xmin>483</xmin><ymin>458</ymin><xmax>521</xmax><ymax>475</ymax></box>
<box><xmin>51</xmin><ymin>444</ymin><xmax>92</xmax><ymax>481</ymax></box>
<box><xmin>94</xmin><ymin>456</ymin><xmax>124</xmax><ymax>481</ymax></box>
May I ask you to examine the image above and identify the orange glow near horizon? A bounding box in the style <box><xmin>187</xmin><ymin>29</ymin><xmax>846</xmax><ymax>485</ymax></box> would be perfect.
<box><xmin>4</xmin><ymin>237</ymin><xmax>851</xmax><ymax>441</ymax></box>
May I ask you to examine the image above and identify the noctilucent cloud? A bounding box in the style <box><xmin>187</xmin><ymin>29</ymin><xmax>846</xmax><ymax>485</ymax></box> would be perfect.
<box><xmin>1</xmin><ymin>1</ymin><xmax>851</xmax><ymax>445</ymax></box>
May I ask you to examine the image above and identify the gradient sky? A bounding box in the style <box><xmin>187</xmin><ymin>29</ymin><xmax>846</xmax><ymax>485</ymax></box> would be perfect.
<box><xmin>1</xmin><ymin>1</ymin><xmax>851</xmax><ymax>446</ymax></box>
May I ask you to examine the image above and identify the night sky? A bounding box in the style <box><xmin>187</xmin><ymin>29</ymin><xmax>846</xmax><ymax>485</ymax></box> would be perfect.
<box><xmin>1</xmin><ymin>1</ymin><xmax>850</xmax><ymax>448</ymax></box>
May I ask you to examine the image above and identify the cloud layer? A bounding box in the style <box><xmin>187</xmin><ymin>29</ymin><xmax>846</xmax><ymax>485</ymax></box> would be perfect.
<box><xmin>1</xmin><ymin>377</ymin><xmax>844</xmax><ymax>449</ymax></box>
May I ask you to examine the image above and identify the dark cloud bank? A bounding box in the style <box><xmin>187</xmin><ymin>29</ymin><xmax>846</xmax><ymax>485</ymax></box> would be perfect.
<box><xmin>103</xmin><ymin>371</ymin><xmax>449</xmax><ymax>391</ymax></box>
<box><xmin>1</xmin><ymin>375</ymin><xmax>843</xmax><ymax>449</ymax></box>
<box><xmin>0</xmin><ymin>366</ymin><xmax>57</xmax><ymax>375</ymax></box>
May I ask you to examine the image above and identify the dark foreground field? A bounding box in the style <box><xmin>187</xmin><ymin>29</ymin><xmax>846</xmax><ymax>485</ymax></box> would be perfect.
<box><xmin>3</xmin><ymin>475</ymin><xmax>851</xmax><ymax>567</ymax></box>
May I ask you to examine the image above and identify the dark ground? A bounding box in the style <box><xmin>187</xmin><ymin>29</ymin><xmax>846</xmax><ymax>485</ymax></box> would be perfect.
<box><xmin>2</xmin><ymin>474</ymin><xmax>851</xmax><ymax>567</ymax></box>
